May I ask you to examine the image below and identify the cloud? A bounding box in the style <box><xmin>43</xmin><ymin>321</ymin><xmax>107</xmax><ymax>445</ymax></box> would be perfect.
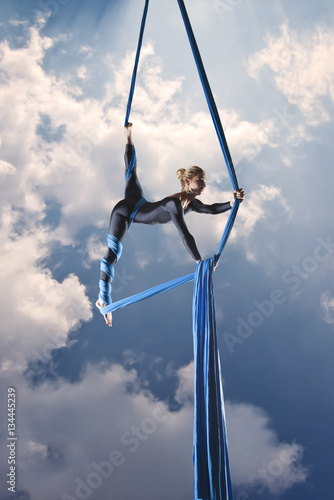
<box><xmin>76</xmin><ymin>65</ymin><xmax>87</xmax><ymax>79</ymax></box>
<box><xmin>0</xmin><ymin>158</ymin><xmax>16</xmax><ymax>178</ymax></box>
<box><xmin>175</xmin><ymin>361</ymin><xmax>194</xmax><ymax>404</ymax></box>
<box><xmin>0</xmin><ymin>18</ymin><xmax>121</xmax><ymax>243</ymax></box>
<box><xmin>82</xmin><ymin>233</ymin><xmax>106</xmax><ymax>267</ymax></box>
<box><xmin>227</xmin><ymin>403</ymin><xmax>308</xmax><ymax>495</ymax></box>
<box><xmin>0</xmin><ymin>205</ymin><xmax>92</xmax><ymax>373</ymax></box>
<box><xmin>320</xmin><ymin>291</ymin><xmax>334</xmax><ymax>324</ymax></box>
<box><xmin>231</xmin><ymin>184</ymin><xmax>292</xmax><ymax>262</ymax></box>
<box><xmin>1</xmin><ymin>364</ymin><xmax>194</xmax><ymax>500</ymax></box>
<box><xmin>247</xmin><ymin>23</ymin><xmax>334</xmax><ymax>126</ymax></box>
<box><xmin>237</xmin><ymin>184</ymin><xmax>291</xmax><ymax>235</ymax></box>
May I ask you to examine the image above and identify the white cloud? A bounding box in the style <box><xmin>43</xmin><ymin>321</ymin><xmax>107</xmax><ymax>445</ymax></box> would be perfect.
<box><xmin>232</xmin><ymin>184</ymin><xmax>292</xmax><ymax>262</ymax></box>
<box><xmin>175</xmin><ymin>361</ymin><xmax>194</xmax><ymax>404</ymax></box>
<box><xmin>0</xmin><ymin>20</ymin><xmax>121</xmax><ymax>242</ymax></box>
<box><xmin>237</xmin><ymin>184</ymin><xmax>291</xmax><ymax>236</ymax></box>
<box><xmin>105</xmin><ymin>42</ymin><xmax>184</xmax><ymax>125</ymax></box>
<box><xmin>0</xmin><ymin>158</ymin><xmax>16</xmax><ymax>178</ymax></box>
<box><xmin>83</xmin><ymin>233</ymin><xmax>106</xmax><ymax>267</ymax></box>
<box><xmin>1</xmin><ymin>364</ymin><xmax>194</xmax><ymax>500</ymax></box>
<box><xmin>0</xmin><ymin>204</ymin><xmax>92</xmax><ymax>374</ymax></box>
<box><xmin>320</xmin><ymin>291</ymin><xmax>334</xmax><ymax>324</ymax></box>
<box><xmin>221</xmin><ymin>109</ymin><xmax>278</xmax><ymax>164</ymax></box>
<box><xmin>227</xmin><ymin>403</ymin><xmax>308</xmax><ymax>495</ymax></box>
<box><xmin>77</xmin><ymin>65</ymin><xmax>87</xmax><ymax>79</ymax></box>
<box><xmin>79</xmin><ymin>45</ymin><xmax>93</xmax><ymax>58</ymax></box>
<box><xmin>247</xmin><ymin>23</ymin><xmax>334</xmax><ymax>126</ymax></box>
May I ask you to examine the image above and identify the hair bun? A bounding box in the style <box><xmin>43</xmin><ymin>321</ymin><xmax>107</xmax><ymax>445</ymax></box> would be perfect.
<box><xmin>176</xmin><ymin>168</ymin><xmax>186</xmax><ymax>180</ymax></box>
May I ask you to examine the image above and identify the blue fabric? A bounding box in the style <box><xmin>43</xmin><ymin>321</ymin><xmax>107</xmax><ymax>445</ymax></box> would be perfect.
<box><xmin>99</xmin><ymin>279</ymin><xmax>112</xmax><ymax>305</ymax></box>
<box><xmin>107</xmin><ymin>234</ymin><xmax>123</xmax><ymax>261</ymax></box>
<box><xmin>99</xmin><ymin>259</ymin><xmax>114</xmax><ymax>304</ymax></box>
<box><xmin>193</xmin><ymin>259</ymin><xmax>233</xmax><ymax>500</ymax></box>
<box><xmin>177</xmin><ymin>0</ymin><xmax>239</xmax><ymax>196</ymax></box>
<box><xmin>101</xmin><ymin>272</ymin><xmax>195</xmax><ymax>314</ymax></box>
<box><xmin>100</xmin><ymin>257</ymin><xmax>114</xmax><ymax>280</ymax></box>
<box><xmin>215</xmin><ymin>199</ymin><xmax>240</xmax><ymax>262</ymax></box>
<box><xmin>128</xmin><ymin>196</ymin><xmax>147</xmax><ymax>228</ymax></box>
<box><xmin>98</xmin><ymin>236</ymin><xmax>122</xmax><ymax>304</ymax></box>
<box><xmin>124</xmin><ymin>0</ymin><xmax>149</xmax><ymax>127</ymax></box>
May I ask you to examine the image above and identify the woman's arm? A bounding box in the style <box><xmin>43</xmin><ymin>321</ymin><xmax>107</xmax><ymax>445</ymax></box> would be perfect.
<box><xmin>165</xmin><ymin>198</ymin><xmax>202</xmax><ymax>261</ymax></box>
<box><xmin>188</xmin><ymin>198</ymin><xmax>232</xmax><ymax>214</ymax></box>
<box><xmin>189</xmin><ymin>189</ymin><xmax>245</xmax><ymax>214</ymax></box>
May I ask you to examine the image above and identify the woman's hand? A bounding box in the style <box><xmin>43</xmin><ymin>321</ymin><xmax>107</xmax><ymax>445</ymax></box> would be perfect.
<box><xmin>233</xmin><ymin>188</ymin><xmax>245</xmax><ymax>202</ymax></box>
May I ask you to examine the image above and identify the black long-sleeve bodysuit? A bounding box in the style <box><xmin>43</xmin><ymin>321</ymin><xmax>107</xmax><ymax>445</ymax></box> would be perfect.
<box><xmin>101</xmin><ymin>144</ymin><xmax>231</xmax><ymax>287</ymax></box>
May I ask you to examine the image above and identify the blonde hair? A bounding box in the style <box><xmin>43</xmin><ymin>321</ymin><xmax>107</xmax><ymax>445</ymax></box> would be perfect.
<box><xmin>176</xmin><ymin>166</ymin><xmax>206</xmax><ymax>191</ymax></box>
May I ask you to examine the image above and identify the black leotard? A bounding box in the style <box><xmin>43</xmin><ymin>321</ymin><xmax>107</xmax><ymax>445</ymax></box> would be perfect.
<box><xmin>102</xmin><ymin>144</ymin><xmax>231</xmax><ymax>281</ymax></box>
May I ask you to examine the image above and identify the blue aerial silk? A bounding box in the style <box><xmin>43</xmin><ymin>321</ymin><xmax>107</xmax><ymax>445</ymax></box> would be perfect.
<box><xmin>124</xmin><ymin>0</ymin><xmax>149</xmax><ymax>127</ymax></box>
<box><xmin>101</xmin><ymin>272</ymin><xmax>195</xmax><ymax>314</ymax></box>
<box><xmin>176</xmin><ymin>5</ymin><xmax>238</xmax><ymax>493</ymax></box>
<box><xmin>101</xmin><ymin>1</ymin><xmax>240</xmax><ymax>498</ymax></box>
<box><xmin>99</xmin><ymin>235</ymin><xmax>123</xmax><ymax>305</ymax></box>
<box><xmin>193</xmin><ymin>259</ymin><xmax>233</xmax><ymax>500</ymax></box>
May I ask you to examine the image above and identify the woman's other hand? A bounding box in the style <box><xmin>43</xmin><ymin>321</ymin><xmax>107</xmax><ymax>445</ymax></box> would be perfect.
<box><xmin>233</xmin><ymin>188</ymin><xmax>245</xmax><ymax>202</ymax></box>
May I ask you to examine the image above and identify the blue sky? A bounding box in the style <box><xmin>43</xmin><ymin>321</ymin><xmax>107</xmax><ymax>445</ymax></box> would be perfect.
<box><xmin>1</xmin><ymin>0</ymin><xmax>334</xmax><ymax>499</ymax></box>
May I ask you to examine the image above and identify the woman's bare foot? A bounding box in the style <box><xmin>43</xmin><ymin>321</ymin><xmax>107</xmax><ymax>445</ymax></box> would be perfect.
<box><xmin>124</xmin><ymin>122</ymin><xmax>133</xmax><ymax>145</ymax></box>
<box><xmin>95</xmin><ymin>299</ymin><xmax>112</xmax><ymax>327</ymax></box>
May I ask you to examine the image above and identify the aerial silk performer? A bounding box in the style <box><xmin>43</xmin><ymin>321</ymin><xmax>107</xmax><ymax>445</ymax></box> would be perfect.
<box><xmin>96</xmin><ymin>0</ymin><xmax>244</xmax><ymax>498</ymax></box>
<box><xmin>96</xmin><ymin>123</ymin><xmax>244</xmax><ymax>326</ymax></box>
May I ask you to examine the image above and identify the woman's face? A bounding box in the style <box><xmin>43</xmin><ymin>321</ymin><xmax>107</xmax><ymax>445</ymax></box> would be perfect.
<box><xmin>187</xmin><ymin>174</ymin><xmax>206</xmax><ymax>195</ymax></box>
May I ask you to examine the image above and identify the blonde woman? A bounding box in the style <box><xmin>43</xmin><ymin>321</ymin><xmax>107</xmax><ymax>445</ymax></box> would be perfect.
<box><xmin>97</xmin><ymin>123</ymin><xmax>244</xmax><ymax>326</ymax></box>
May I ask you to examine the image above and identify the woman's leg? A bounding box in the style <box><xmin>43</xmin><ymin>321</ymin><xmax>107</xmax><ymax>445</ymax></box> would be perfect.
<box><xmin>96</xmin><ymin>124</ymin><xmax>141</xmax><ymax>327</ymax></box>
<box><xmin>124</xmin><ymin>123</ymin><xmax>144</xmax><ymax>200</ymax></box>
<box><xmin>96</xmin><ymin>205</ymin><xmax>128</xmax><ymax>327</ymax></box>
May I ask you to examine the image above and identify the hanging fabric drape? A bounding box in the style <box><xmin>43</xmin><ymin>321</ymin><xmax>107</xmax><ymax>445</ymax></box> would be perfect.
<box><xmin>101</xmin><ymin>2</ymin><xmax>240</xmax><ymax>499</ymax></box>
<box><xmin>193</xmin><ymin>258</ymin><xmax>233</xmax><ymax>500</ymax></box>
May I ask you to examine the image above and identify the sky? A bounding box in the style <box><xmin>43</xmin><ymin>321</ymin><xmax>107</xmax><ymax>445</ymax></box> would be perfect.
<box><xmin>0</xmin><ymin>0</ymin><xmax>334</xmax><ymax>499</ymax></box>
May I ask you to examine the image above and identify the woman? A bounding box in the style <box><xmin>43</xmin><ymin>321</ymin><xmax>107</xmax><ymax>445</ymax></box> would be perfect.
<box><xmin>97</xmin><ymin>123</ymin><xmax>244</xmax><ymax>326</ymax></box>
